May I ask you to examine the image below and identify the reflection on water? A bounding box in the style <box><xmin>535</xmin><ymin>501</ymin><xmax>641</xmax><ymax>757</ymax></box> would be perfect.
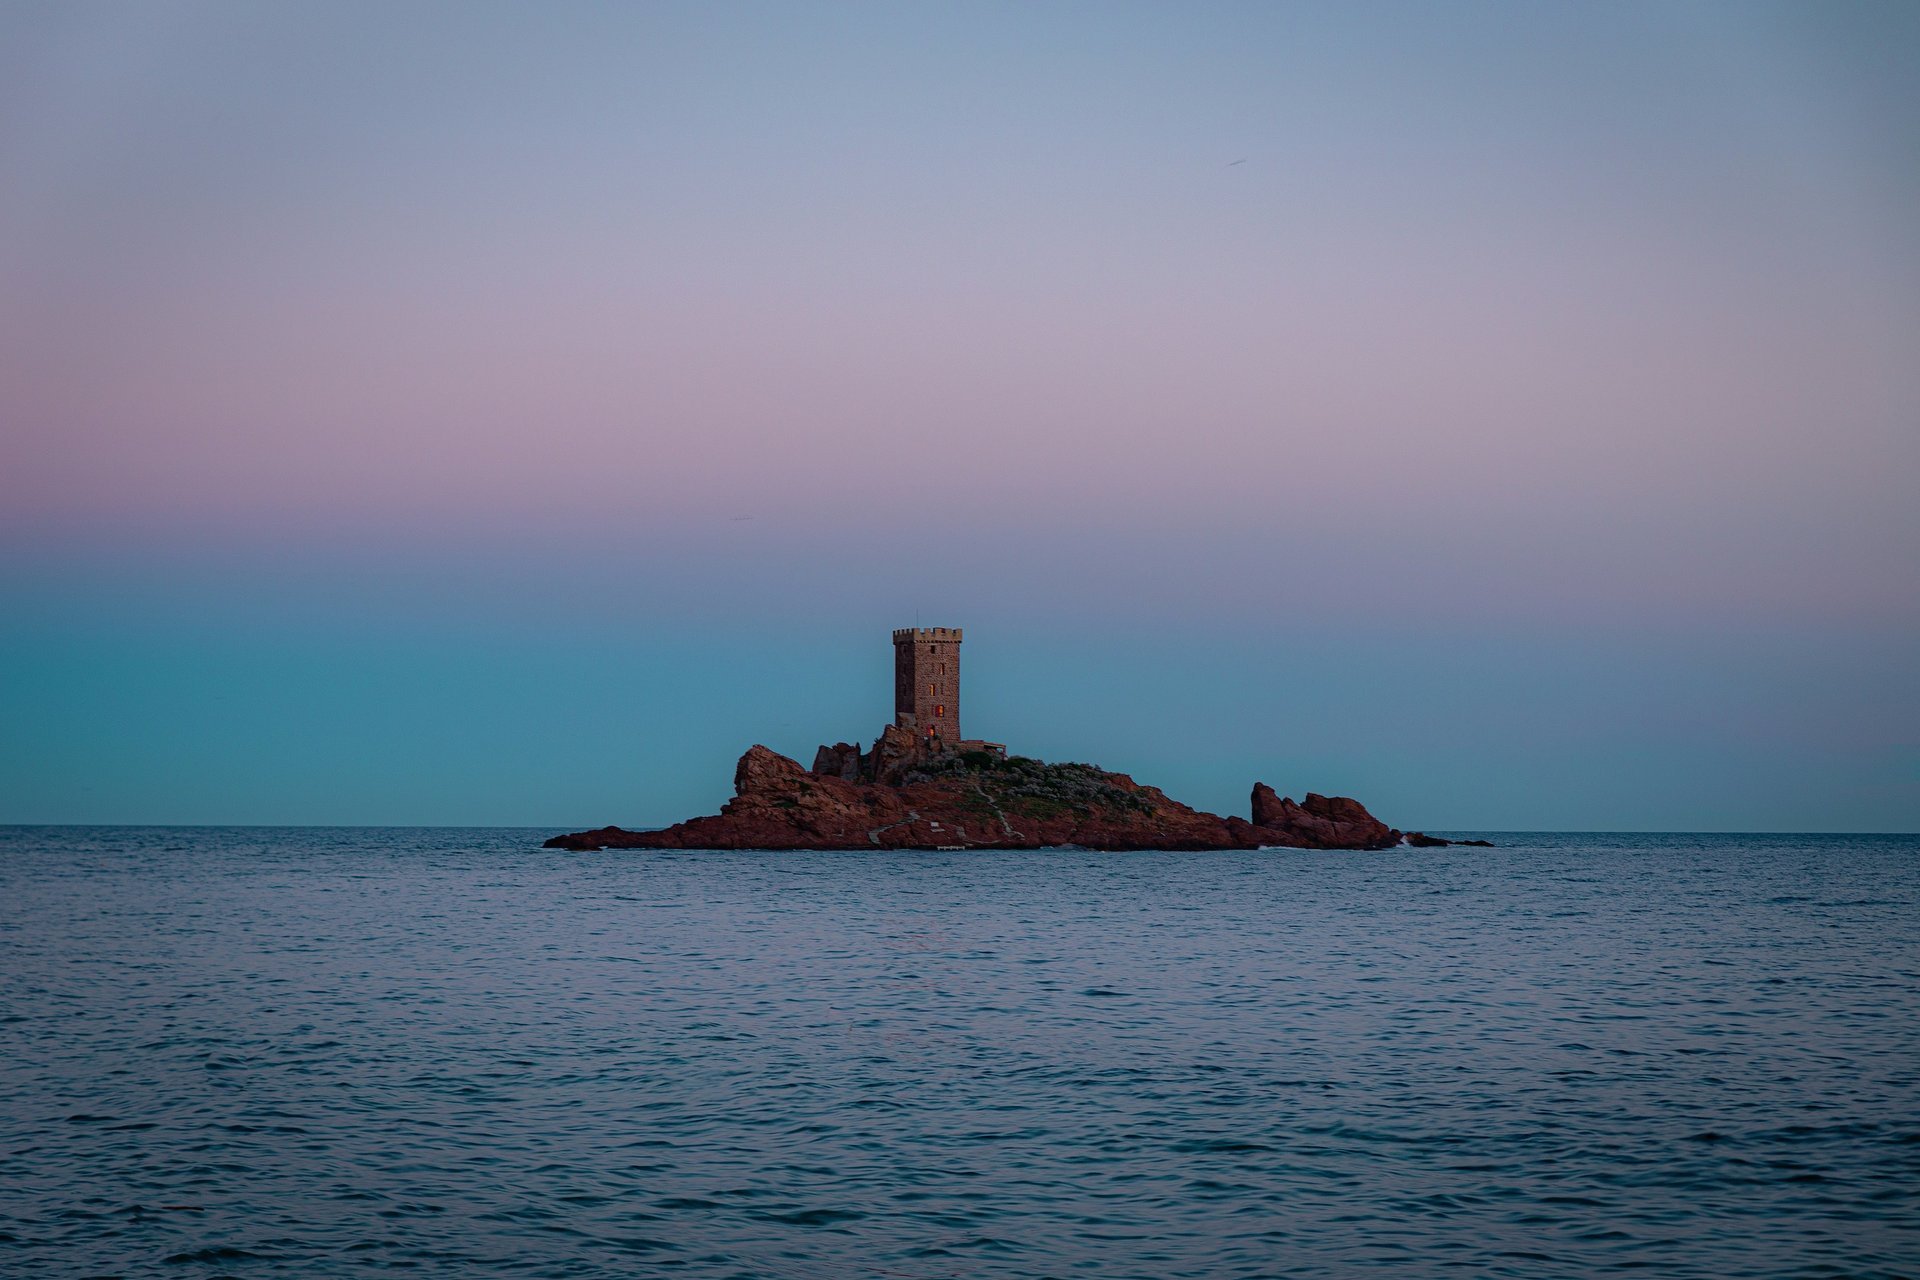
<box><xmin>1</xmin><ymin>828</ymin><xmax>1915</xmax><ymax>1277</ymax></box>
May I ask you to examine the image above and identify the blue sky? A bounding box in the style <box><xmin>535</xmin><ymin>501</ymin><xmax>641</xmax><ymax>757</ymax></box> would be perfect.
<box><xmin>2</xmin><ymin>1</ymin><xmax>1916</xmax><ymax>828</ymax></box>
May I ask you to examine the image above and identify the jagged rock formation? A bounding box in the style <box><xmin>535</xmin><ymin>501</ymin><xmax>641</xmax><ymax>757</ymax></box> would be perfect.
<box><xmin>810</xmin><ymin>742</ymin><xmax>863</xmax><ymax>781</ymax></box>
<box><xmin>1250</xmin><ymin>783</ymin><xmax>1398</xmax><ymax>850</ymax></box>
<box><xmin>809</xmin><ymin>724</ymin><xmax>1003</xmax><ymax>786</ymax></box>
<box><xmin>545</xmin><ymin>745</ymin><xmax>1409</xmax><ymax>852</ymax></box>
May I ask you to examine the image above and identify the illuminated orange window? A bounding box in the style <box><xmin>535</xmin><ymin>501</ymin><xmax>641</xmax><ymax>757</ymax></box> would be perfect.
<box><xmin>935</xmin><ymin>705</ymin><xmax>945</xmax><ymax>718</ymax></box>
<box><xmin>928</xmin><ymin>682</ymin><xmax>936</xmax><ymax>696</ymax></box>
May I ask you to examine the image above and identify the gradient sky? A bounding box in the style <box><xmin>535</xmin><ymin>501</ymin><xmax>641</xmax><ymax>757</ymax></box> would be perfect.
<box><xmin>2</xmin><ymin>1</ymin><xmax>1916</xmax><ymax>830</ymax></box>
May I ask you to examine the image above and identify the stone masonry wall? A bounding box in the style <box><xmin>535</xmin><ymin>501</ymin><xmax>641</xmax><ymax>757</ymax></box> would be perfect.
<box><xmin>893</xmin><ymin>626</ymin><xmax>961</xmax><ymax>747</ymax></box>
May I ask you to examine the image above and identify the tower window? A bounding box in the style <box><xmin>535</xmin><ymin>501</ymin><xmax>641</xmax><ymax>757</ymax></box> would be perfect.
<box><xmin>935</xmin><ymin>705</ymin><xmax>945</xmax><ymax>718</ymax></box>
<box><xmin>929</xmin><ymin>682</ymin><xmax>936</xmax><ymax>696</ymax></box>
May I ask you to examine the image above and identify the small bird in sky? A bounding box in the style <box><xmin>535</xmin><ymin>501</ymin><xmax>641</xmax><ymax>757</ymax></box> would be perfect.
<box><xmin>1227</xmin><ymin>157</ymin><xmax>1246</xmax><ymax>166</ymax></box>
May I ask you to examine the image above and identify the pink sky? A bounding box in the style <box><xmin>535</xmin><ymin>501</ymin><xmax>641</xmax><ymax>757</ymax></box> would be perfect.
<box><xmin>2</xmin><ymin>2</ymin><xmax>1916</xmax><ymax>824</ymax></box>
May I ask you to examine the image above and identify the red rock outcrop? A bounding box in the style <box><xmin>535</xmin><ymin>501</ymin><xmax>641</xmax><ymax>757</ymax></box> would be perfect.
<box><xmin>810</xmin><ymin>742</ymin><xmax>863</xmax><ymax>781</ymax></box>
<box><xmin>1250</xmin><ymin>783</ymin><xmax>1399</xmax><ymax>851</ymax></box>
<box><xmin>546</xmin><ymin>746</ymin><xmax>1405</xmax><ymax>852</ymax></box>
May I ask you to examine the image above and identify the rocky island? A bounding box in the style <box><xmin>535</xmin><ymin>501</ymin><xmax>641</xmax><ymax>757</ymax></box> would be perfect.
<box><xmin>547</xmin><ymin>626</ymin><xmax>1488</xmax><ymax>853</ymax></box>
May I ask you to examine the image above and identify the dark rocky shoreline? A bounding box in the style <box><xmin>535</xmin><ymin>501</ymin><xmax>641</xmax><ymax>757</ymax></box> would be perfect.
<box><xmin>546</xmin><ymin>745</ymin><xmax>1482</xmax><ymax>853</ymax></box>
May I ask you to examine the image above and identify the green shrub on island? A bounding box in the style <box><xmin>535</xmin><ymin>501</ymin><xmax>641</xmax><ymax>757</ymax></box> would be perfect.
<box><xmin>904</xmin><ymin>752</ymin><xmax>1156</xmax><ymax>816</ymax></box>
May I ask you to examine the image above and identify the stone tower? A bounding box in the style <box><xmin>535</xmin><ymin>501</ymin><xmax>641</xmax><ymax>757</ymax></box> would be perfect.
<box><xmin>893</xmin><ymin>626</ymin><xmax>961</xmax><ymax>748</ymax></box>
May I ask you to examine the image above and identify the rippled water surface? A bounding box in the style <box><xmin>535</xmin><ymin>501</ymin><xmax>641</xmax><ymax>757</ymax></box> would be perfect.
<box><xmin>2</xmin><ymin>828</ymin><xmax>1916</xmax><ymax>1278</ymax></box>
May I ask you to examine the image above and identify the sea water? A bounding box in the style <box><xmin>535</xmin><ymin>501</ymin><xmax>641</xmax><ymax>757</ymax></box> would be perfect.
<box><xmin>1</xmin><ymin>828</ymin><xmax>1914</xmax><ymax>1278</ymax></box>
